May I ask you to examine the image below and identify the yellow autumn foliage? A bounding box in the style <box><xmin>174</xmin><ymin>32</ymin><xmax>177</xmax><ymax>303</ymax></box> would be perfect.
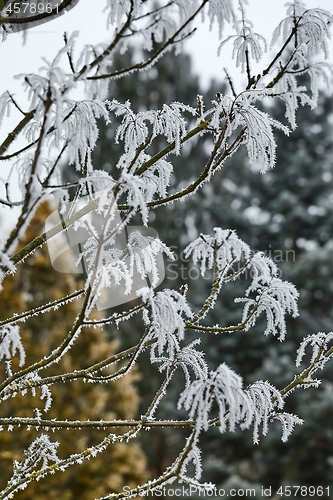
<box><xmin>0</xmin><ymin>202</ymin><xmax>147</xmax><ymax>499</ymax></box>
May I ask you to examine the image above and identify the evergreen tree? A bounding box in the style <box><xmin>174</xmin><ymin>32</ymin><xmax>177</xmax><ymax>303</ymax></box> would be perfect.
<box><xmin>191</xmin><ymin>92</ymin><xmax>333</xmax><ymax>494</ymax></box>
<box><xmin>0</xmin><ymin>203</ymin><xmax>147</xmax><ymax>500</ymax></box>
<box><xmin>87</xmin><ymin>48</ymin><xmax>333</xmax><ymax>497</ymax></box>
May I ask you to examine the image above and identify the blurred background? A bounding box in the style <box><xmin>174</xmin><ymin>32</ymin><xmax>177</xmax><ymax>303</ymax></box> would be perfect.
<box><xmin>86</xmin><ymin>43</ymin><xmax>333</xmax><ymax>498</ymax></box>
<box><xmin>1</xmin><ymin>1</ymin><xmax>333</xmax><ymax>498</ymax></box>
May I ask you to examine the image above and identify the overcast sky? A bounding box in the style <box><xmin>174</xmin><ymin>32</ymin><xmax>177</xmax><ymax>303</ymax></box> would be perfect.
<box><xmin>0</xmin><ymin>0</ymin><xmax>332</xmax><ymax>230</ymax></box>
<box><xmin>1</xmin><ymin>0</ymin><xmax>333</xmax><ymax>96</ymax></box>
<box><xmin>189</xmin><ymin>0</ymin><xmax>333</xmax><ymax>88</ymax></box>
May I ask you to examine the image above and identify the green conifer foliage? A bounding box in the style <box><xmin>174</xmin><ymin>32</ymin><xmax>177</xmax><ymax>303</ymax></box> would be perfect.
<box><xmin>191</xmin><ymin>93</ymin><xmax>333</xmax><ymax>493</ymax></box>
<box><xmin>85</xmin><ymin>46</ymin><xmax>333</xmax><ymax>496</ymax></box>
<box><xmin>0</xmin><ymin>203</ymin><xmax>147</xmax><ymax>500</ymax></box>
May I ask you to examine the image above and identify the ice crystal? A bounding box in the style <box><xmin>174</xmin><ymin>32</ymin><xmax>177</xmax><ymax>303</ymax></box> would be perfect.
<box><xmin>12</xmin><ymin>434</ymin><xmax>59</xmax><ymax>479</ymax></box>
<box><xmin>0</xmin><ymin>325</ymin><xmax>25</xmax><ymax>367</ymax></box>
<box><xmin>140</xmin><ymin>288</ymin><xmax>192</xmax><ymax>360</ymax></box>
<box><xmin>296</xmin><ymin>331</ymin><xmax>333</xmax><ymax>370</ymax></box>
<box><xmin>127</xmin><ymin>231</ymin><xmax>173</xmax><ymax>288</ymax></box>
<box><xmin>236</xmin><ymin>278</ymin><xmax>299</xmax><ymax>340</ymax></box>
<box><xmin>271</xmin><ymin>412</ymin><xmax>304</xmax><ymax>443</ymax></box>
<box><xmin>218</xmin><ymin>18</ymin><xmax>267</xmax><ymax>69</ymax></box>
<box><xmin>246</xmin><ymin>380</ymin><xmax>284</xmax><ymax>444</ymax></box>
<box><xmin>184</xmin><ymin>228</ymin><xmax>251</xmax><ymax>276</ymax></box>
<box><xmin>178</xmin><ymin>363</ymin><xmax>253</xmax><ymax>433</ymax></box>
<box><xmin>0</xmin><ymin>91</ymin><xmax>12</xmax><ymax>128</ymax></box>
